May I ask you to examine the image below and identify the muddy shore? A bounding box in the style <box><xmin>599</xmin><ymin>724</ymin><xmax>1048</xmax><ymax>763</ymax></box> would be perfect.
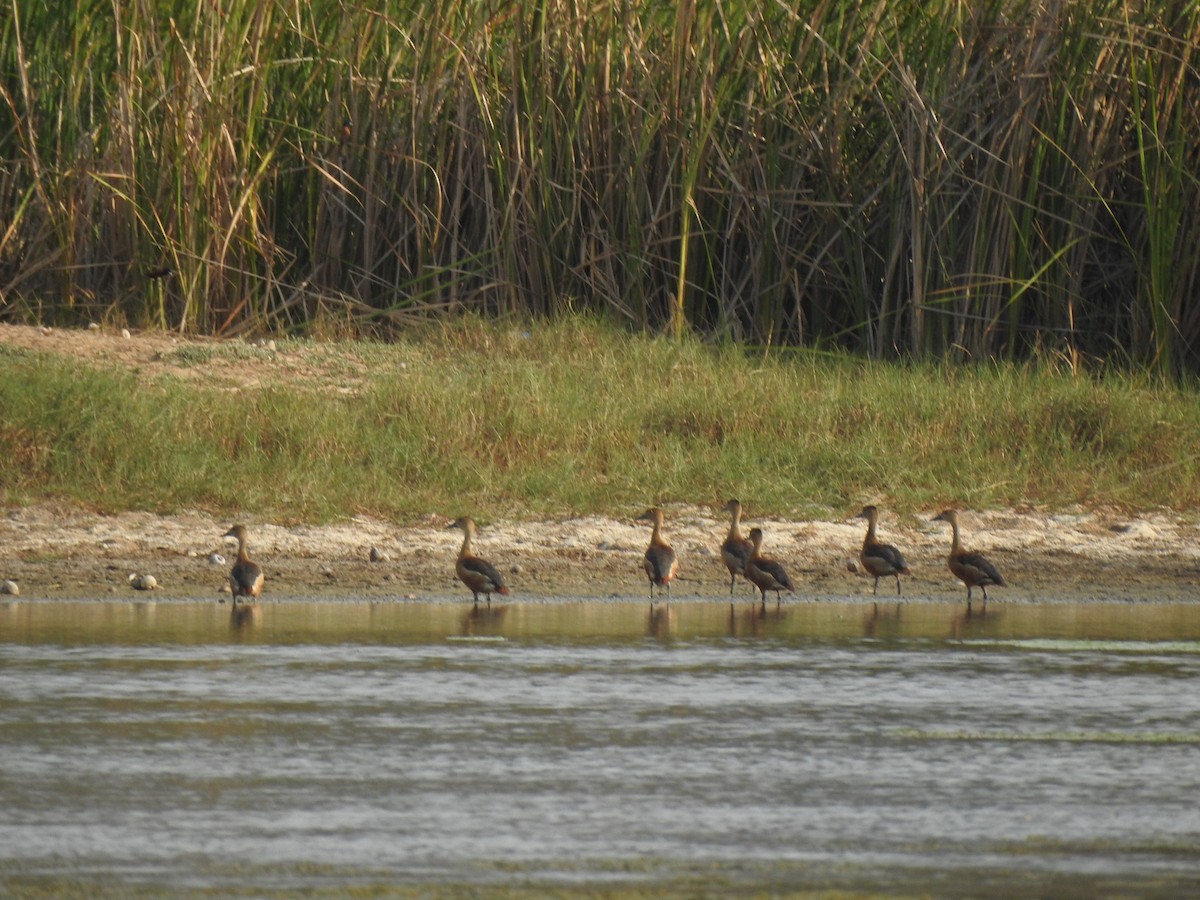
<box><xmin>3</xmin><ymin>504</ymin><xmax>1198</xmax><ymax>603</ymax></box>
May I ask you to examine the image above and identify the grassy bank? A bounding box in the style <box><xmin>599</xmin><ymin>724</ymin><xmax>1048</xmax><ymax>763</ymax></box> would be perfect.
<box><xmin>2</xmin><ymin>1</ymin><xmax>1198</xmax><ymax>373</ymax></box>
<box><xmin>2</xmin><ymin>318</ymin><xmax>1199</xmax><ymax>521</ymax></box>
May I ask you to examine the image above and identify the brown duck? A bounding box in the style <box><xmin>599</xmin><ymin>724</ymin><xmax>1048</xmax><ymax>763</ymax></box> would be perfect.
<box><xmin>932</xmin><ymin>509</ymin><xmax>1006</xmax><ymax>609</ymax></box>
<box><xmin>855</xmin><ymin>505</ymin><xmax>910</xmax><ymax>596</ymax></box>
<box><xmin>223</xmin><ymin>524</ymin><xmax>264</xmax><ymax>604</ymax></box>
<box><xmin>720</xmin><ymin>499</ymin><xmax>753</xmax><ymax>596</ymax></box>
<box><xmin>449</xmin><ymin>516</ymin><xmax>510</xmax><ymax>606</ymax></box>
<box><xmin>636</xmin><ymin>507</ymin><xmax>678</xmax><ymax>599</ymax></box>
<box><xmin>744</xmin><ymin>527</ymin><xmax>795</xmax><ymax>606</ymax></box>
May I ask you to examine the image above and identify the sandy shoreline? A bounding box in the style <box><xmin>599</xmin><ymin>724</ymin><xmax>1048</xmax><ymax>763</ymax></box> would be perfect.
<box><xmin>3</xmin><ymin>503</ymin><xmax>1199</xmax><ymax>603</ymax></box>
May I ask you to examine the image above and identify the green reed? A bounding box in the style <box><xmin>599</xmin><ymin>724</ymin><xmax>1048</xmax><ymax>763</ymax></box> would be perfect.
<box><xmin>2</xmin><ymin>1</ymin><xmax>1198</xmax><ymax>373</ymax></box>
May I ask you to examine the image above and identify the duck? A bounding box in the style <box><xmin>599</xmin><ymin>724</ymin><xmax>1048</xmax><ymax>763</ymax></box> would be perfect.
<box><xmin>636</xmin><ymin>507</ymin><xmax>678</xmax><ymax>599</ymax></box>
<box><xmin>720</xmin><ymin>499</ymin><xmax>754</xmax><ymax>596</ymax></box>
<box><xmin>855</xmin><ymin>505</ymin><xmax>910</xmax><ymax>596</ymax></box>
<box><xmin>223</xmin><ymin>525</ymin><xmax>264</xmax><ymax>604</ymax></box>
<box><xmin>744</xmin><ymin>527</ymin><xmax>795</xmax><ymax>606</ymax></box>
<box><xmin>448</xmin><ymin>516</ymin><xmax>509</xmax><ymax>606</ymax></box>
<box><xmin>932</xmin><ymin>509</ymin><xmax>1006</xmax><ymax>609</ymax></box>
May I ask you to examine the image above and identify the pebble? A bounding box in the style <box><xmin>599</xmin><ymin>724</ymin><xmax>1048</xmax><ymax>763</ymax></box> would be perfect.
<box><xmin>121</xmin><ymin>328</ymin><xmax>131</xmax><ymax>339</ymax></box>
<box><xmin>208</xmin><ymin>552</ymin><xmax>226</xmax><ymax>566</ymax></box>
<box><xmin>1</xmin><ymin>580</ymin><xmax>18</xmax><ymax>596</ymax></box>
<box><xmin>128</xmin><ymin>573</ymin><xmax>158</xmax><ymax>591</ymax></box>
<box><xmin>369</xmin><ymin>546</ymin><xmax>389</xmax><ymax>563</ymax></box>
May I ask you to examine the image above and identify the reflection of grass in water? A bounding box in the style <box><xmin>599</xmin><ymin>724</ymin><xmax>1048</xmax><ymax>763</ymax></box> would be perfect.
<box><xmin>898</xmin><ymin>729</ymin><xmax>1200</xmax><ymax>744</ymax></box>
<box><xmin>959</xmin><ymin>639</ymin><xmax>1200</xmax><ymax>654</ymax></box>
<box><xmin>0</xmin><ymin>857</ymin><xmax>893</xmax><ymax>898</ymax></box>
<box><xmin>1010</xmin><ymin>834</ymin><xmax>1200</xmax><ymax>858</ymax></box>
<box><xmin>7</xmin><ymin>851</ymin><xmax>1197</xmax><ymax>898</ymax></box>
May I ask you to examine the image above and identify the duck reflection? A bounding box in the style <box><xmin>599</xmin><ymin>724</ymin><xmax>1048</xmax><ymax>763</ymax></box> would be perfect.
<box><xmin>947</xmin><ymin>601</ymin><xmax>1003</xmax><ymax>639</ymax></box>
<box><xmin>862</xmin><ymin>601</ymin><xmax>902</xmax><ymax>638</ymax></box>
<box><xmin>229</xmin><ymin>603</ymin><xmax>261</xmax><ymax>632</ymax></box>
<box><xmin>460</xmin><ymin>602</ymin><xmax>508</xmax><ymax>636</ymax></box>
<box><xmin>726</xmin><ymin>599</ymin><xmax>786</xmax><ymax>637</ymax></box>
<box><xmin>646</xmin><ymin>601</ymin><xmax>677</xmax><ymax>640</ymax></box>
<box><xmin>728</xmin><ymin>601</ymin><xmax>765</xmax><ymax>637</ymax></box>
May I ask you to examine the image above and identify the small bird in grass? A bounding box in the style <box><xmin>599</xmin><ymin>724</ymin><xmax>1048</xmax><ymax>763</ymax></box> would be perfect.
<box><xmin>744</xmin><ymin>527</ymin><xmax>795</xmax><ymax>607</ymax></box>
<box><xmin>448</xmin><ymin>516</ymin><xmax>509</xmax><ymax>606</ymax></box>
<box><xmin>223</xmin><ymin>524</ymin><xmax>264</xmax><ymax>604</ymax></box>
<box><xmin>855</xmin><ymin>505</ymin><xmax>910</xmax><ymax>597</ymax></box>
<box><xmin>932</xmin><ymin>509</ymin><xmax>1006</xmax><ymax>610</ymax></box>
<box><xmin>720</xmin><ymin>499</ymin><xmax>754</xmax><ymax>596</ymax></box>
<box><xmin>636</xmin><ymin>507</ymin><xmax>678</xmax><ymax>600</ymax></box>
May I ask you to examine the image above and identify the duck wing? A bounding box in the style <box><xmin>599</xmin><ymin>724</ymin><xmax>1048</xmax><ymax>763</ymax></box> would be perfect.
<box><xmin>459</xmin><ymin>556</ymin><xmax>508</xmax><ymax>593</ymax></box>
<box><xmin>954</xmin><ymin>551</ymin><xmax>1005</xmax><ymax>587</ymax></box>
<box><xmin>752</xmin><ymin>557</ymin><xmax>794</xmax><ymax>592</ymax></box>
<box><xmin>863</xmin><ymin>541</ymin><xmax>909</xmax><ymax>575</ymax></box>
<box><xmin>721</xmin><ymin>536</ymin><xmax>752</xmax><ymax>574</ymax></box>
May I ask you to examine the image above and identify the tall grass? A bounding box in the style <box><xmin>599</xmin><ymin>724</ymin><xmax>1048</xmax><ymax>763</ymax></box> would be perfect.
<box><xmin>2</xmin><ymin>1</ymin><xmax>1198</xmax><ymax>373</ymax></box>
<box><xmin>4</xmin><ymin>318</ymin><xmax>1200</xmax><ymax>520</ymax></box>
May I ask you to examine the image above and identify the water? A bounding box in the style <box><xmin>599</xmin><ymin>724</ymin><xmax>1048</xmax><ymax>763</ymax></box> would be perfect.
<box><xmin>3</xmin><ymin>599</ymin><xmax>1200</xmax><ymax>897</ymax></box>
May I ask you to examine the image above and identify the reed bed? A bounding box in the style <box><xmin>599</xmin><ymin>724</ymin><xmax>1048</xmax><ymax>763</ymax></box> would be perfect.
<box><xmin>2</xmin><ymin>1</ymin><xmax>1198</xmax><ymax>374</ymax></box>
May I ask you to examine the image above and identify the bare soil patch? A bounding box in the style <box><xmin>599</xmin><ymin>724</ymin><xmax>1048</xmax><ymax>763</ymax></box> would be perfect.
<box><xmin>0</xmin><ymin>322</ymin><xmax>377</xmax><ymax>393</ymax></box>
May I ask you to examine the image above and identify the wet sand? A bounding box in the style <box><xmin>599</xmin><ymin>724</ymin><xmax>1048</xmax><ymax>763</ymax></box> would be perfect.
<box><xmin>3</xmin><ymin>504</ymin><xmax>1199</xmax><ymax>603</ymax></box>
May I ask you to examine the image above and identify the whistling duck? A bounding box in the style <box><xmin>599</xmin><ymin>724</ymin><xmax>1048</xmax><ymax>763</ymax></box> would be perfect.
<box><xmin>744</xmin><ymin>527</ymin><xmax>795</xmax><ymax>606</ymax></box>
<box><xmin>720</xmin><ymin>499</ymin><xmax>754</xmax><ymax>596</ymax></box>
<box><xmin>223</xmin><ymin>525</ymin><xmax>264</xmax><ymax>604</ymax></box>
<box><xmin>636</xmin><ymin>507</ymin><xmax>678</xmax><ymax>599</ymax></box>
<box><xmin>448</xmin><ymin>516</ymin><xmax>509</xmax><ymax>606</ymax></box>
<box><xmin>855</xmin><ymin>505</ymin><xmax>911</xmax><ymax>596</ymax></box>
<box><xmin>932</xmin><ymin>509</ymin><xmax>1006</xmax><ymax>608</ymax></box>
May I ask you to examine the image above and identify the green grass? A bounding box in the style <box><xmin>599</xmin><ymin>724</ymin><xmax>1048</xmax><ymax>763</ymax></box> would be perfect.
<box><xmin>3</xmin><ymin>317</ymin><xmax>1199</xmax><ymax>522</ymax></box>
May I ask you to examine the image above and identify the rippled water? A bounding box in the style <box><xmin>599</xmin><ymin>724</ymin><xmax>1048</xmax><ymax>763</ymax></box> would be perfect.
<box><xmin>3</xmin><ymin>599</ymin><xmax>1200</xmax><ymax>897</ymax></box>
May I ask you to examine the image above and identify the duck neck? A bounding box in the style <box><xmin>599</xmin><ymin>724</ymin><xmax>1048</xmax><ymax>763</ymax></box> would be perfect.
<box><xmin>863</xmin><ymin>516</ymin><xmax>878</xmax><ymax>547</ymax></box>
<box><xmin>459</xmin><ymin>529</ymin><xmax>474</xmax><ymax>559</ymax></box>
<box><xmin>726</xmin><ymin>510</ymin><xmax>743</xmax><ymax>542</ymax></box>
<box><xmin>237</xmin><ymin>536</ymin><xmax>251</xmax><ymax>563</ymax></box>
<box><xmin>650</xmin><ymin>518</ymin><xmax>669</xmax><ymax>548</ymax></box>
<box><xmin>948</xmin><ymin>520</ymin><xmax>961</xmax><ymax>553</ymax></box>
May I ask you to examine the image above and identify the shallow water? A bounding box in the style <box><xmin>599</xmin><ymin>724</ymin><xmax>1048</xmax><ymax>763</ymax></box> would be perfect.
<box><xmin>2</xmin><ymin>599</ymin><xmax>1200</xmax><ymax>897</ymax></box>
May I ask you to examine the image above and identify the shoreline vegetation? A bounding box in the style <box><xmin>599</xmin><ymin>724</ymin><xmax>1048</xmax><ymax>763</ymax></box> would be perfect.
<box><xmin>3</xmin><ymin>3</ymin><xmax>1199</xmax><ymax>374</ymax></box>
<box><xmin>4</xmin><ymin>318</ymin><xmax>1200</xmax><ymax>522</ymax></box>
